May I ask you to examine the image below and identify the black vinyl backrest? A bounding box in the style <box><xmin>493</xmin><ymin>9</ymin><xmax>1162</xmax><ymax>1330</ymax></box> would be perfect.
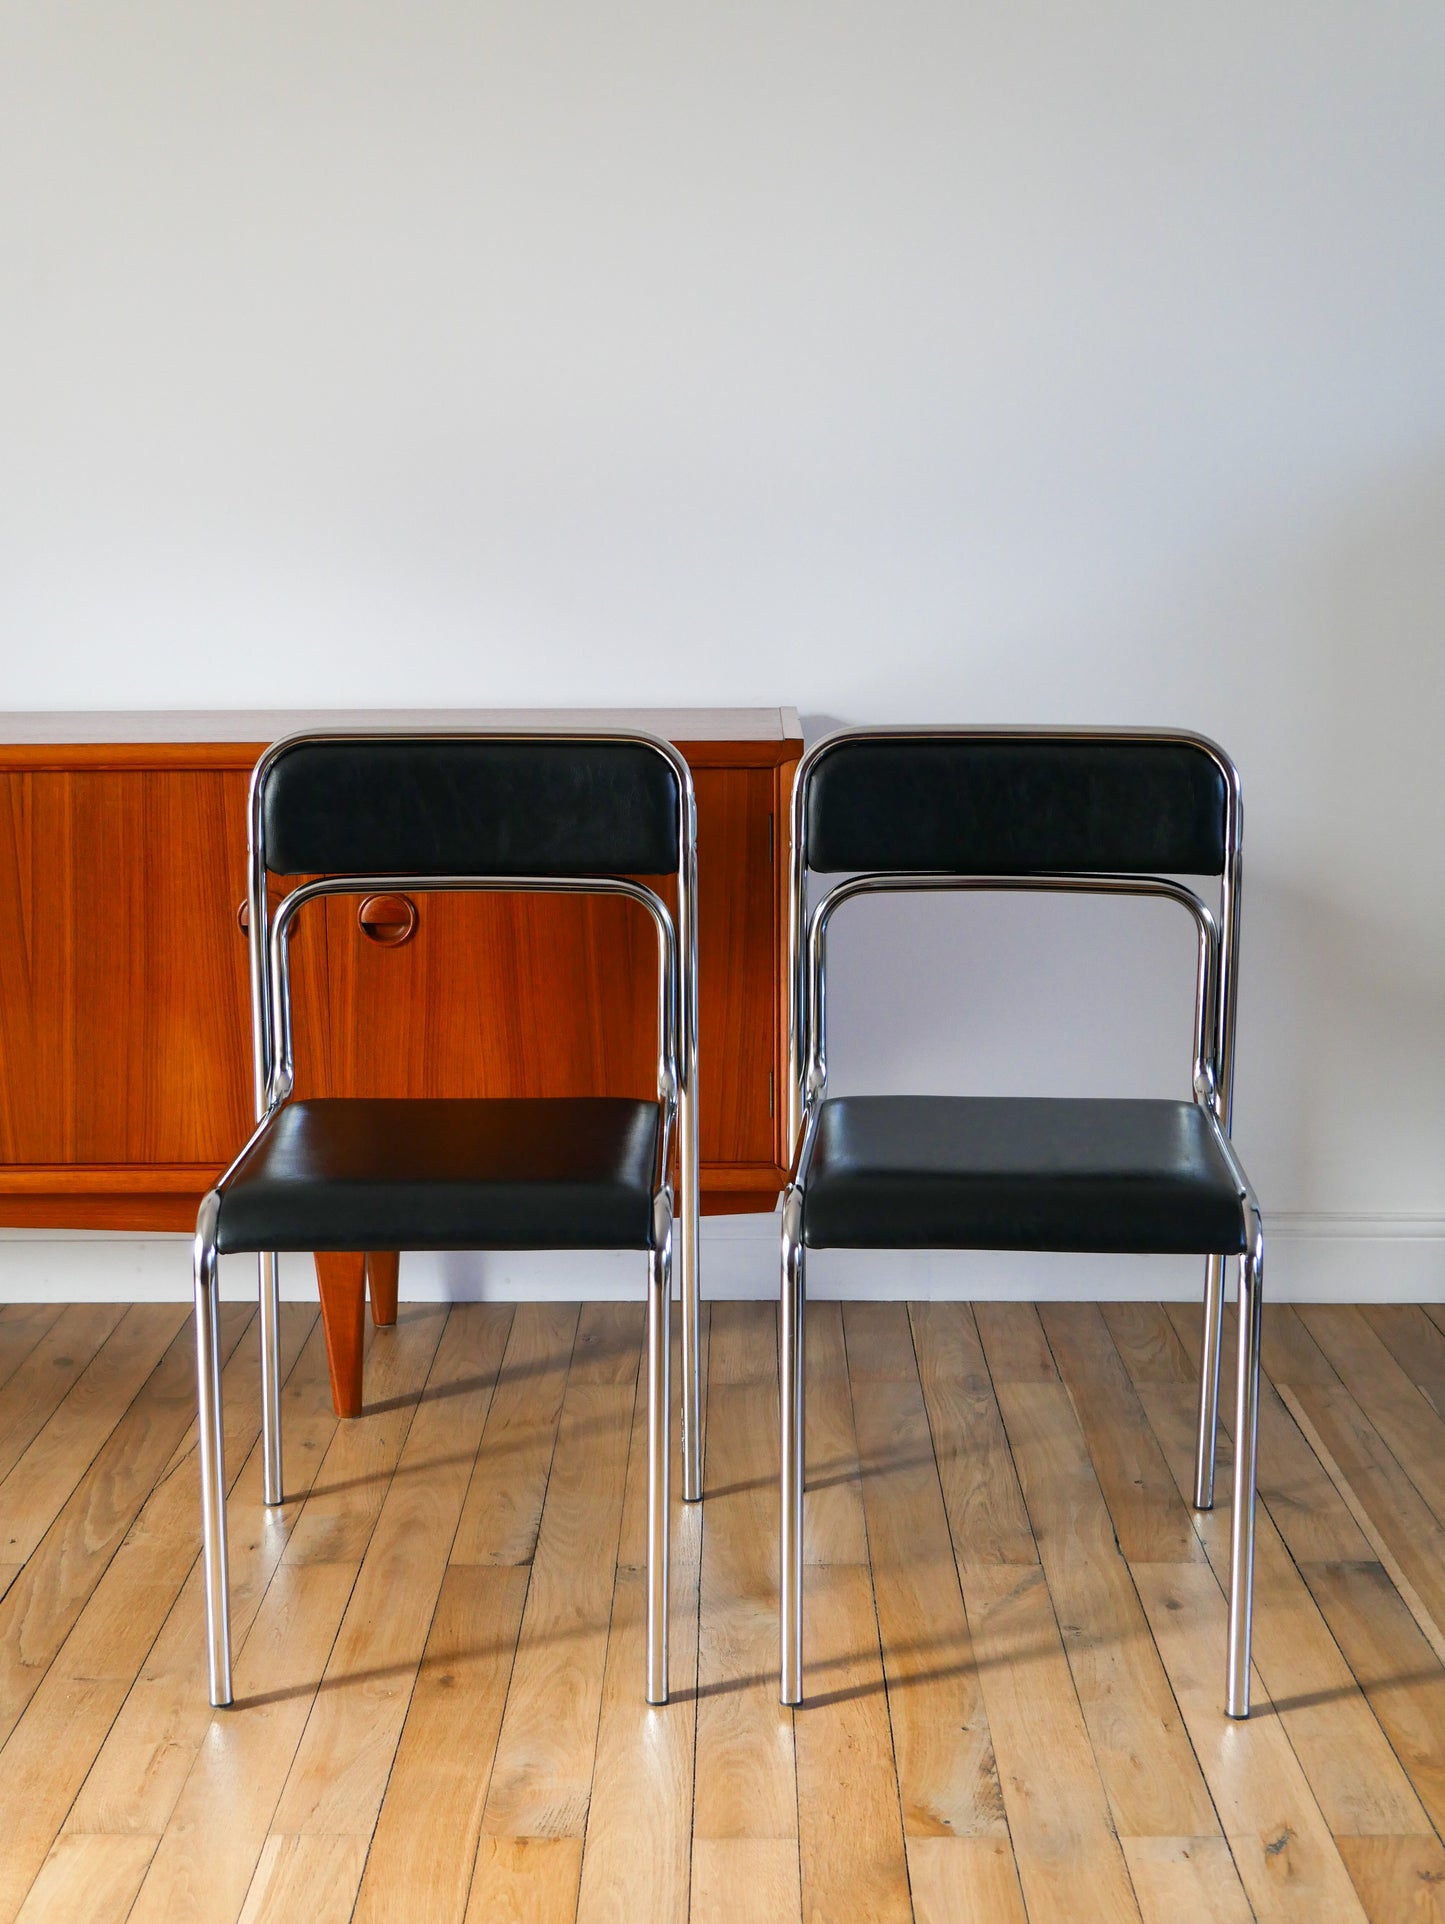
<box><xmin>804</xmin><ymin>735</ymin><xmax>1230</xmax><ymax>877</ymax></box>
<box><xmin>260</xmin><ymin>737</ymin><xmax>682</xmax><ymax>877</ymax></box>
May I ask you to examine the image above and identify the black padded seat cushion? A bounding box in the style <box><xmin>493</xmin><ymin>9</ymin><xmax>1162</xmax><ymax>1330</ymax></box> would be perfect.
<box><xmin>215</xmin><ymin>1097</ymin><xmax>661</xmax><ymax>1254</ymax></box>
<box><xmin>801</xmin><ymin>1096</ymin><xmax>1247</xmax><ymax>1254</ymax></box>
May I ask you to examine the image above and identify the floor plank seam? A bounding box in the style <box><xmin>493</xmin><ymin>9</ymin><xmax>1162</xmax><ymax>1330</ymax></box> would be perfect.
<box><xmin>545</xmin><ymin>1311</ymin><xmax>641</xmax><ymax>1924</ymax></box>
<box><xmin>1147</xmin><ymin>1307</ymin><xmax>1444</xmax><ymax>1904</ymax></box>
<box><xmin>682</xmin><ymin>1302</ymin><xmax>709</xmax><ymax>1924</ymax></box>
<box><xmin>908</xmin><ymin>1302</ymin><xmax>1031</xmax><ymax>1919</ymax></box>
<box><xmin>1</xmin><ymin>1308</ymin><xmax>305</xmax><ymax>1919</ymax></box>
<box><xmin>1294</xmin><ymin>1307</ymin><xmax>1445</xmax><ymax>1537</ymax></box>
<box><xmin>218</xmin><ymin>1316</ymin><xmax>450</xmax><ymax>1924</ymax></box>
<box><xmin>347</xmin><ymin>1303</ymin><xmax>518</xmax><ymax>1924</ymax></box>
<box><xmin>839</xmin><ymin>1305</ymin><xmax>918</xmax><ymax>1924</ymax></box>
<box><xmin>1052</xmin><ymin>1306</ymin><xmax>1238</xmax><ymax>1864</ymax></box>
<box><xmin>1169</xmin><ymin>1314</ymin><xmax>1445</xmax><ymax>1859</ymax></box>
<box><xmin>455</xmin><ymin>1303</ymin><xmax>581</xmax><ymax>1919</ymax></box>
<box><xmin>0</xmin><ymin>1308</ymin><xmax>253</xmax><ymax>1772</ymax></box>
<box><xmin>1277</xmin><ymin>1384</ymin><xmax>1445</xmax><ymax>1671</ymax></box>
<box><xmin>7</xmin><ymin>1300</ymin><xmax>1445</xmax><ymax>1924</ymax></box>
<box><xmin>0</xmin><ymin>1304</ymin><xmax>194</xmax><ymax>1530</ymax></box>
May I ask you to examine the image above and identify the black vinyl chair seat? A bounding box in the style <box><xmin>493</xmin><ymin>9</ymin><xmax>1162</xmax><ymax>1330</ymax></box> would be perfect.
<box><xmin>215</xmin><ymin>1096</ymin><xmax>661</xmax><ymax>1255</ymax></box>
<box><xmin>801</xmin><ymin>1095</ymin><xmax>1247</xmax><ymax>1255</ymax></box>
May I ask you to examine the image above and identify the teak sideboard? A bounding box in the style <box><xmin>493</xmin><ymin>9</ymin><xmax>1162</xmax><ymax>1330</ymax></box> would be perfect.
<box><xmin>0</xmin><ymin>708</ymin><xmax>802</xmax><ymax>1407</ymax></box>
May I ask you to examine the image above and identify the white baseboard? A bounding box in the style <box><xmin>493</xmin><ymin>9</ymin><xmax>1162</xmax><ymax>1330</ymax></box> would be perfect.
<box><xmin>1</xmin><ymin>1212</ymin><xmax>1441</xmax><ymax>1305</ymax></box>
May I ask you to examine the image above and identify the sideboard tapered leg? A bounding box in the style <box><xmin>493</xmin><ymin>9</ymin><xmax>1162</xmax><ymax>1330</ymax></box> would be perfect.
<box><xmin>367</xmin><ymin>1251</ymin><xmax>400</xmax><ymax>1327</ymax></box>
<box><xmin>313</xmin><ymin>1252</ymin><xmax>367</xmax><ymax>1416</ymax></box>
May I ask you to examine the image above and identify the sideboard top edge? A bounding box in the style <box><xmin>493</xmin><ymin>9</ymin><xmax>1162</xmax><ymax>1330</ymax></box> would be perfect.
<box><xmin>0</xmin><ymin>706</ymin><xmax>803</xmax><ymax>747</ymax></box>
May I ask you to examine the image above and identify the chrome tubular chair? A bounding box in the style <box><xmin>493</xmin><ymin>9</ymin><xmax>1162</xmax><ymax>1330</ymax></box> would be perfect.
<box><xmin>194</xmin><ymin>728</ymin><xmax>699</xmax><ymax>1709</ymax></box>
<box><xmin>779</xmin><ymin>729</ymin><xmax>1264</xmax><ymax>1718</ymax></box>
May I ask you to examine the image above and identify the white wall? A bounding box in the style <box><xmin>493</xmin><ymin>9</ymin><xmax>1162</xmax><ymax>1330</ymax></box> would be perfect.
<box><xmin>2</xmin><ymin>1</ymin><xmax>1443</xmax><ymax>1299</ymax></box>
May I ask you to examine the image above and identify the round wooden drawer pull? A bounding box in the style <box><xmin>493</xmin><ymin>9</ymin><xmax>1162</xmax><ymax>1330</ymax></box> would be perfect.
<box><xmin>358</xmin><ymin>894</ymin><xmax>417</xmax><ymax>946</ymax></box>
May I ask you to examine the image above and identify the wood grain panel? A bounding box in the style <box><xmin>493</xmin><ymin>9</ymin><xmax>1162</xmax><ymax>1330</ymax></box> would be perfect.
<box><xmin>994</xmin><ymin>1376</ymin><xmax>1217</xmax><ymax>1838</ymax></box>
<box><xmin>842</xmin><ymin>1302</ymin><xmax>1006</xmax><ymax>1842</ymax></box>
<box><xmin>0</xmin><ymin>1306</ymin><xmax>64</xmax><ymax>1397</ymax></box>
<box><xmin>353</xmin><ymin>1565</ymin><xmax>529</xmax><ymax>1924</ymax></box>
<box><xmin>64</xmin><ymin>1310</ymin><xmax>329</xmax><ymax>1840</ymax></box>
<box><xmin>0</xmin><ymin>771</ymin><xmax>254</xmax><ymax>1165</ymax></box>
<box><xmin>0</xmin><ymin>745</ymin><xmax>794</xmax><ymax>1410</ymax></box>
<box><xmin>1135</xmin><ymin>1362</ymin><xmax>1432</xmax><ymax>1839</ymax></box>
<box><xmin>960</xmin><ymin>1565</ymin><xmax>1142</xmax><ymax>1924</ymax></box>
<box><xmin>692</xmin><ymin>766</ymin><xmax>776</xmax><ymax>1167</ymax></box>
<box><xmin>0</xmin><ymin>1310</ymin><xmax>315</xmax><ymax>1910</ymax></box>
<box><xmin>1119</xmin><ymin>1836</ymin><xmax>1252</xmax><ymax>1924</ymax></box>
<box><xmin>1</xmin><ymin>1291</ymin><xmax>1437</xmax><ymax>1921</ymax></box>
<box><xmin>0</xmin><ymin>731</ymin><xmax>797</xmax><ymax>1226</ymax></box>
<box><xmin>270</xmin><ymin>1306</ymin><xmax>510</xmax><ymax>1838</ymax></box>
<box><xmin>480</xmin><ymin>1304</ymin><xmax>640</xmax><ymax>1840</ymax></box>
<box><xmin>310</xmin><ymin>892</ymin><xmax>648</xmax><ymax>1102</ymax></box>
<box><xmin>1132</xmin><ymin>1561</ymin><xmax>1369</xmax><ymax>1924</ymax></box>
<box><xmin>692</xmin><ymin>1305</ymin><xmax>797</xmax><ymax>1854</ymax></box>
<box><xmin>794</xmin><ymin>1565</ymin><xmax>913</xmax><ymax>1924</ymax></box>
<box><xmin>11</xmin><ymin>1833</ymin><xmax>158</xmax><ymax>1924</ymax></box>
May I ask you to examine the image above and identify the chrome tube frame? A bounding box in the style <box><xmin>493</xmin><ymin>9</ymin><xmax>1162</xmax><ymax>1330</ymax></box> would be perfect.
<box><xmin>192</xmin><ymin>1189</ymin><xmax>231</xmax><ymax>1707</ymax></box>
<box><xmin>676</xmin><ymin>794</ymin><xmax>702</xmax><ymax>1503</ymax></box>
<box><xmin>647</xmin><ymin>1191</ymin><xmax>674</xmax><ymax>1703</ymax></box>
<box><xmin>780</xmin><ymin>727</ymin><xmax>1258</xmax><ymax>1717</ymax></box>
<box><xmin>198</xmin><ymin>871</ymin><xmax>679</xmax><ymax>1711</ymax></box>
<box><xmin>1207</xmin><ymin>1121</ymin><xmax>1265</xmax><ymax>1718</ymax></box>
<box><xmin>800</xmin><ymin>871</ymin><xmax>1221</xmax><ymax>1117</ymax></box>
<box><xmin>1195</xmin><ymin>776</ymin><xmax>1244</xmax><ymax>1510</ymax></box>
<box><xmin>245</xmin><ymin>726</ymin><xmax>700</xmax><ymax>1497</ymax></box>
<box><xmin>787</xmin><ymin>727</ymin><xmax>1244</xmax><ymax>1505</ymax></box>
<box><xmin>1228</xmin><ymin>1203</ymin><xmax>1265</xmax><ymax>1718</ymax></box>
<box><xmin>262</xmin><ymin>872</ymin><xmax>681</xmax><ymax>1124</ymax></box>
<box><xmin>786</xmin><ymin>726</ymin><xmax>1241</xmax><ymax>1128</ymax></box>
<box><xmin>195</xmin><ymin>726</ymin><xmax>697</xmax><ymax>1709</ymax></box>
<box><xmin>245</xmin><ymin>764</ymin><xmax>282</xmax><ymax>1507</ymax></box>
<box><xmin>779</xmin><ymin>1185</ymin><xmax>806</xmax><ymax>1705</ymax></box>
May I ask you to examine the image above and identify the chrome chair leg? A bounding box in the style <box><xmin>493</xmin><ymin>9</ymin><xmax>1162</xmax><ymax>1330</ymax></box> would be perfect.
<box><xmin>258</xmin><ymin>1251</ymin><xmax>283</xmax><ymax>1507</ymax></box>
<box><xmin>679</xmin><ymin>1081</ymin><xmax>702</xmax><ymax>1503</ymax></box>
<box><xmin>780</xmin><ymin>1191</ymin><xmax>805</xmax><ymax>1706</ymax></box>
<box><xmin>194</xmin><ymin>1193</ymin><xmax>233</xmax><ymax>1708</ymax></box>
<box><xmin>646</xmin><ymin>1197</ymin><xmax>672</xmax><ymax>1705</ymax></box>
<box><xmin>1193</xmin><ymin>1251</ymin><xmax>1226</xmax><ymax>1509</ymax></box>
<box><xmin>1226</xmin><ymin>1216</ymin><xmax>1264</xmax><ymax>1718</ymax></box>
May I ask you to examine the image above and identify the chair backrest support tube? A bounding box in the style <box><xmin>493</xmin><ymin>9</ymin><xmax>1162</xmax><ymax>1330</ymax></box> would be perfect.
<box><xmin>786</xmin><ymin>726</ymin><xmax>1242</xmax><ymax>1153</ymax></box>
<box><xmin>262</xmin><ymin>872</ymin><xmax>680</xmax><ymax>1142</ymax></box>
<box><xmin>246</xmin><ymin>725</ymin><xmax>697</xmax><ymax>1129</ymax></box>
<box><xmin>800</xmin><ymin>871</ymin><xmax>1220</xmax><ymax>1125</ymax></box>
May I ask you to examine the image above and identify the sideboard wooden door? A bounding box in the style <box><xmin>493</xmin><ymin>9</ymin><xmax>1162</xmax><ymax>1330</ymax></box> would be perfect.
<box><xmin>0</xmin><ymin>766</ymin><xmax>254</xmax><ymax>1180</ymax></box>
<box><xmin>0</xmin><ymin>715</ymin><xmax>801</xmax><ymax>1228</ymax></box>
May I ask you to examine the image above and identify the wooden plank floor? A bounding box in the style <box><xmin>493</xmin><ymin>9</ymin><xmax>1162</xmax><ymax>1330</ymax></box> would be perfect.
<box><xmin>3</xmin><ymin>1296</ymin><xmax>1445</xmax><ymax>1922</ymax></box>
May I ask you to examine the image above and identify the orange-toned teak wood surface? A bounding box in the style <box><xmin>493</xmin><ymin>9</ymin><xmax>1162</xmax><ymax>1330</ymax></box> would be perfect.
<box><xmin>0</xmin><ymin>718</ymin><xmax>802</xmax><ymax>1414</ymax></box>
